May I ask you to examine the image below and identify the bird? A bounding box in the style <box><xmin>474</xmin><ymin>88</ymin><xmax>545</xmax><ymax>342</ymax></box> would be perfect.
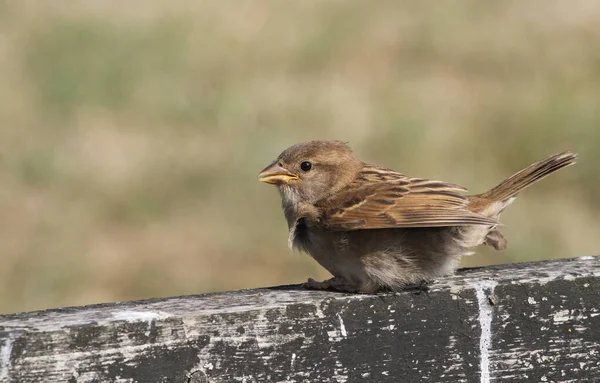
<box><xmin>258</xmin><ymin>140</ymin><xmax>578</xmax><ymax>293</ymax></box>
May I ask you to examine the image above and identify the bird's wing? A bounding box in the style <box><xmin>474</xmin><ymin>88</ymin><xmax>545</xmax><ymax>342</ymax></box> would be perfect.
<box><xmin>317</xmin><ymin>171</ymin><xmax>498</xmax><ymax>230</ymax></box>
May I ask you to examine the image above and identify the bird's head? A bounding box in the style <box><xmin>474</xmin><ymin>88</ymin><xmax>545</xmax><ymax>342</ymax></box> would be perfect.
<box><xmin>258</xmin><ymin>140</ymin><xmax>362</xmax><ymax>206</ymax></box>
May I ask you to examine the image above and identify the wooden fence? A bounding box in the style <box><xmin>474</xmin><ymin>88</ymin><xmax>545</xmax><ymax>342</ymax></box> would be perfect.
<box><xmin>1</xmin><ymin>256</ymin><xmax>599</xmax><ymax>382</ymax></box>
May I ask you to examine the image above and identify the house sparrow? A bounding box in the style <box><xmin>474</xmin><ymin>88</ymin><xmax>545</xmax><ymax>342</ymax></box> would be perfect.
<box><xmin>258</xmin><ymin>140</ymin><xmax>577</xmax><ymax>293</ymax></box>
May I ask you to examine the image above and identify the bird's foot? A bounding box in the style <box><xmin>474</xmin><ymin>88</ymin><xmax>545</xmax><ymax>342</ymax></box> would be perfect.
<box><xmin>303</xmin><ymin>277</ymin><xmax>359</xmax><ymax>293</ymax></box>
<box><xmin>402</xmin><ymin>280</ymin><xmax>432</xmax><ymax>294</ymax></box>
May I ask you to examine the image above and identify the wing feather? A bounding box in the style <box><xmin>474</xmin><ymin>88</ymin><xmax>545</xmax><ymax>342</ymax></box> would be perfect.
<box><xmin>317</xmin><ymin>170</ymin><xmax>498</xmax><ymax>231</ymax></box>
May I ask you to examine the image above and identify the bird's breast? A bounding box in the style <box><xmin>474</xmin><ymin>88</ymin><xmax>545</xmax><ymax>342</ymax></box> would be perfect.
<box><xmin>289</xmin><ymin>218</ymin><xmax>310</xmax><ymax>253</ymax></box>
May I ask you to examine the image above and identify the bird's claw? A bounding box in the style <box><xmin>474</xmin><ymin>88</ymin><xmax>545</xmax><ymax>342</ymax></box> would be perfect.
<box><xmin>302</xmin><ymin>277</ymin><xmax>359</xmax><ymax>293</ymax></box>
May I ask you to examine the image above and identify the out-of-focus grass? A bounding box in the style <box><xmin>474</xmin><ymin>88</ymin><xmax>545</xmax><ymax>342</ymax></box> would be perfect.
<box><xmin>1</xmin><ymin>1</ymin><xmax>599</xmax><ymax>313</ymax></box>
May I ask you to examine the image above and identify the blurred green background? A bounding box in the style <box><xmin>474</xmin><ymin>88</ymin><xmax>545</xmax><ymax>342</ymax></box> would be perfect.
<box><xmin>1</xmin><ymin>1</ymin><xmax>599</xmax><ymax>314</ymax></box>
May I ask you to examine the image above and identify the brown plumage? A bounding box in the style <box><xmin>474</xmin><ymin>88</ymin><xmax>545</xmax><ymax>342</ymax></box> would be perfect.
<box><xmin>258</xmin><ymin>140</ymin><xmax>577</xmax><ymax>293</ymax></box>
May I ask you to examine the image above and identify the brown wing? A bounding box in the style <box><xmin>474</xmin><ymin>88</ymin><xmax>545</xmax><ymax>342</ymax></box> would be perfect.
<box><xmin>317</xmin><ymin>169</ymin><xmax>498</xmax><ymax>230</ymax></box>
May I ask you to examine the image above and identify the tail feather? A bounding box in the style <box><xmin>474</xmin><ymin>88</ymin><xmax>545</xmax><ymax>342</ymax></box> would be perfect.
<box><xmin>465</xmin><ymin>151</ymin><xmax>577</xmax><ymax>251</ymax></box>
<box><xmin>480</xmin><ymin>151</ymin><xmax>578</xmax><ymax>203</ymax></box>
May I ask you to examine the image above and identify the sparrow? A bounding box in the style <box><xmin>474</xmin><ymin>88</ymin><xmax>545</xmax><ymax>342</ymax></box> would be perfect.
<box><xmin>258</xmin><ymin>140</ymin><xmax>577</xmax><ymax>293</ymax></box>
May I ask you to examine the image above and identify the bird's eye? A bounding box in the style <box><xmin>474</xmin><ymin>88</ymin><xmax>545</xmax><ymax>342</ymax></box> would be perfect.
<box><xmin>300</xmin><ymin>161</ymin><xmax>312</xmax><ymax>172</ymax></box>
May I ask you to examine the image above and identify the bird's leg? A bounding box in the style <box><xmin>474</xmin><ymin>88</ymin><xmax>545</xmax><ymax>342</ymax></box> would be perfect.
<box><xmin>303</xmin><ymin>277</ymin><xmax>359</xmax><ymax>293</ymax></box>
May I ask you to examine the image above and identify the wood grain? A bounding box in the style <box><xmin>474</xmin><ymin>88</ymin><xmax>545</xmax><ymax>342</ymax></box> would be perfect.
<box><xmin>1</xmin><ymin>256</ymin><xmax>599</xmax><ymax>382</ymax></box>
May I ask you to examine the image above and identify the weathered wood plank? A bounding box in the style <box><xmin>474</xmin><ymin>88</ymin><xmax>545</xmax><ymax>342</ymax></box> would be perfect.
<box><xmin>1</xmin><ymin>256</ymin><xmax>599</xmax><ymax>383</ymax></box>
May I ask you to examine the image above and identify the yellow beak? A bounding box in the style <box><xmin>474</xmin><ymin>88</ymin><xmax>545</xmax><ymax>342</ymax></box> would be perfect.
<box><xmin>258</xmin><ymin>161</ymin><xmax>299</xmax><ymax>185</ymax></box>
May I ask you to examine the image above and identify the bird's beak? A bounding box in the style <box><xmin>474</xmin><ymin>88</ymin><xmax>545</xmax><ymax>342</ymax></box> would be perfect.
<box><xmin>258</xmin><ymin>161</ymin><xmax>299</xmax><ymax>185</ymax></box>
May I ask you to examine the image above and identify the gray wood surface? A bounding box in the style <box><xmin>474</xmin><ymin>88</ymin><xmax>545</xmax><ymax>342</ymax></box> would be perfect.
<box><xmin>1</xmin><ymin>256</ymin><xmax>599</xmax><ymax>383</ymax></box>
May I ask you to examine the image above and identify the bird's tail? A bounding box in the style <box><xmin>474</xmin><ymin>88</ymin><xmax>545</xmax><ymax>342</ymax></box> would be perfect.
<box><xmin>464</xmin><ymin>151</ymin><xmax>577</xmax><ymax>251</ymax></box>
<box><xmin>478</xmin><ymin>151</ymin><xmax>578</xmax><ymax>203</ymax></box>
